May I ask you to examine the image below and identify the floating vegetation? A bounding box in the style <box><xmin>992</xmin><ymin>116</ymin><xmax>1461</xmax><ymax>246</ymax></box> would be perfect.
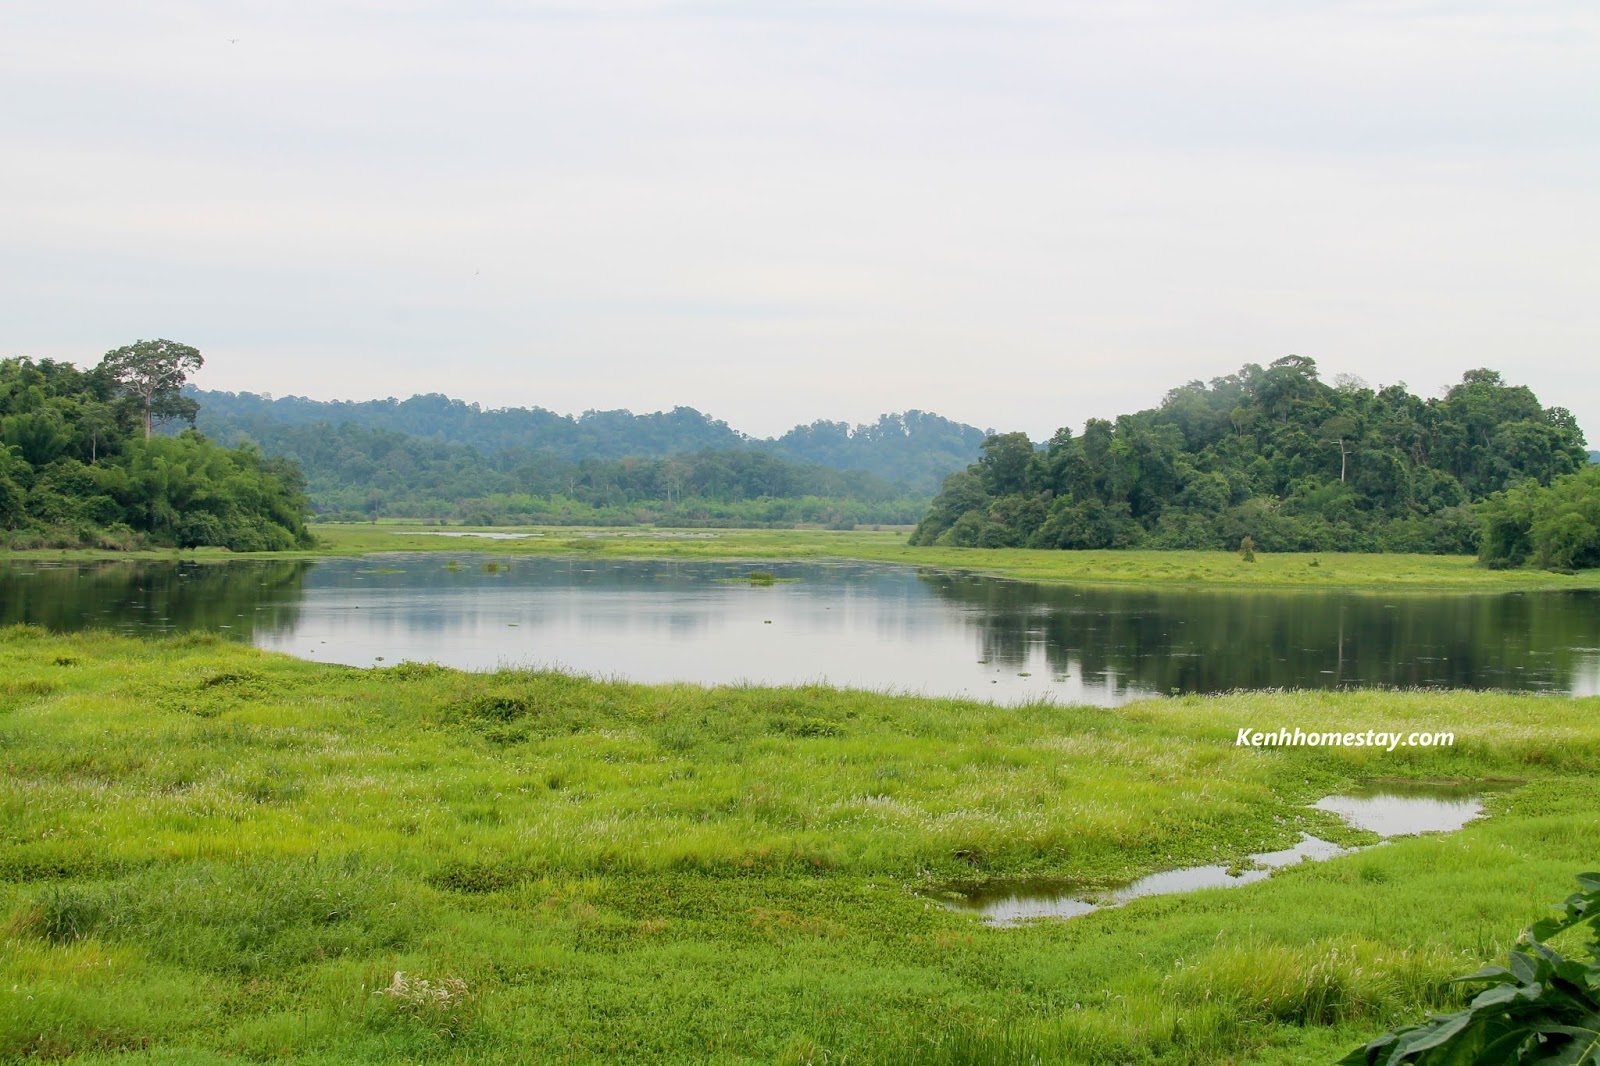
<box><xmin>713</xmin><ymin>570</ymin><xmax>798</xmax><ymax>586</ymax></box>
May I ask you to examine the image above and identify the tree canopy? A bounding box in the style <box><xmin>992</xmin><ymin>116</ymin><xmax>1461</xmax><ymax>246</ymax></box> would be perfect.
<box><xmin>1</xmin><ymin>352</ymin><xmax>311</xmax><ymax>551</ymax></box>
<box><xmin>910</xmin><ymin>359</ymin><xmax>1589</xmax><ymax>559</ymax></box>
<box><xmin>101</xmin><ymin>338</ymin><xmax>203</xmax><ymax>439</ymax></box>
<box><xmin>1478</xmin><ymin>465</ymin><xmax>1600</xmax><ymax>571</ymax></box>
<box><xmin>191</xmin><ymin>417</ymin><xmax>925</xmax><ymax>528</ymax></box>
<box><xmin>188</xmin><ymin>389</ymin><xmax>987</xmax><ymax>494</ymax></box>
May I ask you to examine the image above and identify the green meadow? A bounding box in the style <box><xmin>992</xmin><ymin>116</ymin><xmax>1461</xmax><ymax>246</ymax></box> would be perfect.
<box><xmin>3</xmin><ymin>625</ymin><xmax>1598</xmax><ymax>1063</ymax></box>
<box><xmin>21</xmin><ymin>522</ymin><xmax>1591</xmax><ymax>593</ymax></box>
<box><xmin>308</xmin><ymin>524</ymin><xmax>1600</xmax><ymax>591</ymax></box>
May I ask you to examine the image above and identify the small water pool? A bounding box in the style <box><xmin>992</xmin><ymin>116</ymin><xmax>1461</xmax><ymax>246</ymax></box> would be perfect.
<box><xmin>940</xmin><ymin>782</ymin><xmax>1501</xmax><ymax>926</ymax></box>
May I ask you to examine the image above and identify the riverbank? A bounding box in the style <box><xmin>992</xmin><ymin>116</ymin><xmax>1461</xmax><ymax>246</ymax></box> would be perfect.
<box><xmin>10</xmin><ymin>523</ymin><xmax>1599</xmax><ymax>592</ymax></box>
<box><xmin>4</xmin><ymin>626</ymin><xmax>1598</xmax><ymax>1063</ymax></box>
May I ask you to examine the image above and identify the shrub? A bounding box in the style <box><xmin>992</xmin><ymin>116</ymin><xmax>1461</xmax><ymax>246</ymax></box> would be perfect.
<box><xmin>1341</xmin><ymin>871</ymin><xmax>1600</xmax><ymax>1064</ymax></box>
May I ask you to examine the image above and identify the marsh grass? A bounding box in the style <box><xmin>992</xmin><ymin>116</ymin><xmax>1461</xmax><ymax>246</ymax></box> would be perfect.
<box><xmin>2</xmin><ymin>624</ymin><xmax>1598</xmax><ymax>1062</ymax></box>
<box><xmin>10</xmin><ymin>525</ymin><xmax>1597</xmax><ymax>591</ymax></box>
<box><xmin>304</xmin><ymin>526</ymin><xmax>1600</xmax><ymax>590</ymax></box>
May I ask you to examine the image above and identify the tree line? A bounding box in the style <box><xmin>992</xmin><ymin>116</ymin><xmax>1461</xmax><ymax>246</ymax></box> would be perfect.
<box><xmin>1</xmin><ymin>344</ymin><xmax>312</xmax><ymax>551</ymax></box>
<box><xmin>189</xmin><ymin>389</ymin><xmax>988</xmax><ymax>495</ymax></box>
<box><xmin>1478</xmin><ymin>465</ymin><xmax>1600</xmax><ymax>571</ymax></box>
<box><xmin>911</xmin><ymin>357</ymin><xmax>1594</xmax><ymax>565</ymax></box>
<box><xmin>209</xmin><ymin>418</ymin><xmax>925</xmax><ymax>527</ymax></box>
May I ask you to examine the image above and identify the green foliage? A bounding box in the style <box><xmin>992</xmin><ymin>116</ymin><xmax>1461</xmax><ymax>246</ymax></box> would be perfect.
<box><xmin>1341</xmin><ymin>872</ymin><xmax>1600</xmax><ymax>1065</ymax></box>
<box><xmin>911</xmin><ymin>360</ymin><xmax>1588</xmax><ymax>554</ymax></box>
<box><xmin>0</xmin><ymin>353</ymin><xmax>311</xmax><ymax>550</ymax></box>
<box><xmin>1479</xmin><ymin>466</ymin><xmax>1600</xmax><ymax>572</ymax></box>
<box><xmin>196</xmin><ymin>414</ymin><xmax>927</xmax><ymax>525</ymax></box>
<box><xmin>773</xmin><ymin>410</ymin><xmax>990</xmax><ymax>493</ymax></box>
<box><xmin>191</xmin><ymin>388</ymin><xmax>987</xmax><ymax>495</ymax></box>
<box><xmin>100</xmin><ymin>338</ymin><xmax>203</xmax><ymax>439</ymax></box>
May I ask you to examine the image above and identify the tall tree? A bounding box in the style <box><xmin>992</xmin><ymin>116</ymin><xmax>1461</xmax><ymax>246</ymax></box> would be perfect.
<box><xmin>99</xmin><ymin>339</ymin><xmax>203</xmax><ymax>439</ymax></box>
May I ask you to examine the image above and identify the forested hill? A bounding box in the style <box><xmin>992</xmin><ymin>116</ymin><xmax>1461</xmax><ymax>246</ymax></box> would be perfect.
<box><xmin>188</xmin><ymin>389</ymin><xmax>987</xmax><ymax>494</ymax></box>
<box><xmin>2</xmin><ymin>353</ymin><xmax>312</xmax><ymax>551</ymax></box>
<box><xmin>185</xmin><ymin>416</ymin><xmax>929</xmax><ymax>527</ymax></box>
<box><xmin>912</xmin><ymin>359</ymin><xmax>1590</xmax><ymax>555</ymax></box>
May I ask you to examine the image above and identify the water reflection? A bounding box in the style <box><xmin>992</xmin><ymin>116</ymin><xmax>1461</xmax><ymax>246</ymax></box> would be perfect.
<box><xmin>2</xmin><ymin>555</ymin><xmax>1596</xmax><ymax>705</ymax></box>
<box><xmin>944</xmin><ymin>786</ymin><xmax>1490</xmax><ymax>926</ymax></box>
<box><xmin>921</xmin><ymin>573</ymin><xmax>1600</xmax><ymax>697</ymax></box>
<box><xmin>0</xmin><ymin>559</ymin><xmax>308</xmax><ymax>638</ymax></box>
<box><xmin>1311</xmin><ymin>781</ymin><xmax>1488</xmax><ymax>836</ymax></box>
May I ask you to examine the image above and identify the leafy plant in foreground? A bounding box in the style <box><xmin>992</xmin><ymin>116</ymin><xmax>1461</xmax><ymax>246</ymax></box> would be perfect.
<box><xmin>1340</xmin><ymin>872</ymin><xmax>1600</xmax><ymax>1065</ymax></box>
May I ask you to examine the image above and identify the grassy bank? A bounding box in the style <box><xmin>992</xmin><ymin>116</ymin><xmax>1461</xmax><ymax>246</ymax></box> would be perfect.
<box><xmin>322</xmin><ymin>524</ymin><xmax>1600</xmax><ymax>591</ymax></box>
<box><xmin>3</xmin><ymin>626</ymin><xmax>1598</xmax><ymax>1063</ymax></box>
<box><xmin>7</xmin><ymin>523</ymin><xmax>1600</xmax><ymax>591</ymax></box>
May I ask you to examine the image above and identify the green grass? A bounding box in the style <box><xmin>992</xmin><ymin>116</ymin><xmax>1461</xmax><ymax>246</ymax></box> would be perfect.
<box><xmin>7</xmin><ymin>523</ymin><xmax>1600</xmax><ymax>591</ymax></box>
<box><xmin>308</xmin><ymin>525</ymin><xmax>1600</xmax><ymax>590</ymax></box>
<box><xmin>3</xmin><ymin>625</ymin><xmax>1598</xmax><ymax>1063</ymax></box>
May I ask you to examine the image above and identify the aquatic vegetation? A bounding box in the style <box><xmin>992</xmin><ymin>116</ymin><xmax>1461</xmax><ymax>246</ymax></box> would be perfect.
<box><xmin>298</xmin><ymin>526</ymin><xmax>1600</xmax><ymax>591</ymax></box>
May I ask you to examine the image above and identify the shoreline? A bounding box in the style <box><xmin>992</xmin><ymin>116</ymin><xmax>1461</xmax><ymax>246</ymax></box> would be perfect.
<box><xmin>6</xmin><ymin>523</ymin><xmax>1599</xmax><ymax>594</ymax></box>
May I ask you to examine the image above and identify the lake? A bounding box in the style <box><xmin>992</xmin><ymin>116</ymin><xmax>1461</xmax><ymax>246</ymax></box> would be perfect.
<box><xmin>3</xmin><ymin>554</ymin><xmax>1597</xmax><ymax>706</ymax></box>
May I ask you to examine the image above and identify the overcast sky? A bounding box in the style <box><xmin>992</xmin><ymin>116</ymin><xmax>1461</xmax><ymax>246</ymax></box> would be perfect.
<box><xmin>3</xmin><ymin>1</ymin><xmax>1596</xmax><ymax>441</ymax></box>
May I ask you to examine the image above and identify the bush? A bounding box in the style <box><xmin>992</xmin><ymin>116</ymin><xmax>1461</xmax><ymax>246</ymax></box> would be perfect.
<box><xmin>1479</xmin><ymin>467</ymin><xmax>1600</xmax><ymax>571</ymax></box>
<box><xmin>1340</xmin><ymin>871</ymin><xmax>1600</xmax><ymax>1064</ymax></box>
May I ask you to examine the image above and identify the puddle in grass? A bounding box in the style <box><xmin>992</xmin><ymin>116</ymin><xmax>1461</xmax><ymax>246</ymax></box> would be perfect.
<box><xmin>942</xmin><ymin>783</ymin><xmax>1497</xmax><ymax>926</ymax></box>
<box><xmin>1311</xmin><ymin>780</ymin><xmax>1487</xmax><ymax>837</ymax></box>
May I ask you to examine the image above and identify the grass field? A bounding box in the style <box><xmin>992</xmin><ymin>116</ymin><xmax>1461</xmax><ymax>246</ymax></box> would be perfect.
<box><xmin>14</xmin><ymin>522</ymin><xmax>1594</xmax><ymax>593</ymax></box>
<box><xmin>3</xmin><ymin>626</ymin><xmax>1598</xmax><ymax>1063</ymax></box>
<box><xmin>311</xmin><ymin>524</ymin><xmax>1600</xmax><ymax>591</ymax></box>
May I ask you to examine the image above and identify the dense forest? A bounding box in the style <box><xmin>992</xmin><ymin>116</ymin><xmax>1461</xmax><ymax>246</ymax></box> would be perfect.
<box><xmin>912</xmin><ymin>358</ymin><xmax>1593</xmax><ymax>558</ymax></box>
<box><xmin>208</xmin><ymin>417</ymin><xmax>925</xmax><ymax>527</ymax></box>
<box><xmin>12</xmin><ymin>345</ymin><xmax>1594</xmax><ymax>556</ymax></box>
<box><xmin>190</xmin><ymin>389</ymin><xmax>987</xmax><ymax>495</ymax></box>
<box><xmin>1479</xmin><ymin>465</ymin><xmax>1600</xmax><ymax>571</ymax></box>
<box><xmin>0</xmin><ymin>347</ymin><xmax>312</xmax><ymax>550</ymax></box>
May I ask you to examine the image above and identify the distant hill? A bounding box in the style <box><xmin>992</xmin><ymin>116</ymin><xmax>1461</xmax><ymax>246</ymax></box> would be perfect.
<box><xmin>189</xmin><ymin>416</ymin><xmax>926</xmax><ymax>526</ymax></box>
<box><xmin>770</xmin><ymin>413</ymin><xmax>990</xmax><ymax>494</ymax></box>
<box><xmin>1590</xmin><ymin>449</ymin><xmax>1599</xmax><ymax>464</ymax></box>
<box><xmin>187</xmin><ymin>389</ymin><xmax>987</xmax><ymax>494</ymax></box>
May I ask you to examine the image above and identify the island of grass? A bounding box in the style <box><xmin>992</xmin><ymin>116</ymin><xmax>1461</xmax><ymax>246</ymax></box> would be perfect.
<box><xmin>116</xmin><ymin>523</ymin><xmax>1596</xmax><ymax>593</ymax></box>
<box><xmin>3</xmin><ymin>625</ymin><xmax>1598</xmax><ymax>1063</ymax></box>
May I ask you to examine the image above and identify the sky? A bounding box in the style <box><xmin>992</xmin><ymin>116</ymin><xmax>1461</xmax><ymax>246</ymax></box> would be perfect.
<box><xmin>3</xmin><ymin>1</ymin><xmax>1597</xmax><ymax>442</ymax></box>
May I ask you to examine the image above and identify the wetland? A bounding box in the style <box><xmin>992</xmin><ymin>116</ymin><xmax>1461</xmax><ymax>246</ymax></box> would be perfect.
<box><xmin>3</xmin><ymin>553</ymin><xmax>1597</xmax><ymax>705</ymax></box>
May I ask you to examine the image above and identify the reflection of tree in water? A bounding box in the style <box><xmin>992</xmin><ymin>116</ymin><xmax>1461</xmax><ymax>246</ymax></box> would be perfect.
<box><xmin>920</xmin><ymin>574</ymin><xmax>1600</xmax><ymax>695</ymax></box>
<box><xmin>0</xmin><ymin>560</ymin><xmax>309</xmax><ymax>641</ymax></box>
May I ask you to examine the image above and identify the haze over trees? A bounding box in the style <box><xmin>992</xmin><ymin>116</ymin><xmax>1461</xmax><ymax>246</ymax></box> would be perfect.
<box><xmin>187</xmin><ymin>389</ymin><xmax>988</xmax><ymax>495</ymax></box>
<box><xmin>0</xmin><ymin>347</ymin><xmax>312</xmax><ymax>550</ymax></box>
<box><xmin>205</xmin><ymin>417</ymin><xmax>927</xmax><ymax>527</ymax></box>
<box><xmin>912</xmin><ymin>358</ymin><xmax>1591</xmax><ymax>559</ymax></box>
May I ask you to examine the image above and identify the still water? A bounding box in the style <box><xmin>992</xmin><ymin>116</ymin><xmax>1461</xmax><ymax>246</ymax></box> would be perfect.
<box><xmin>942</xmin><ymin>783</ymin><xmax>1493</xmax><ymax>925</ymax></box>
<box><xmin>3</xmin><ymin>554</ymin><xmax>1598</xmax><ymax>706</ymax></box>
